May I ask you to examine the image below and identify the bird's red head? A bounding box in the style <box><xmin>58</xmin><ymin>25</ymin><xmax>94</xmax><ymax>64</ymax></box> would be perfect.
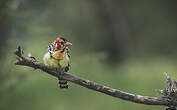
<box><xmin>54</xmin><ymin>37</ymin><xmax>72</xmax><ymax>50</ymax></box>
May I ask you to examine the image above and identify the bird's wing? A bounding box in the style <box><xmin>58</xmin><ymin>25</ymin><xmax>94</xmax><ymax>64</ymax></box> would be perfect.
<box><xmin>64</xmin><ymin>47</ymin><xmax>70</xmax><ymax>72</ymax></box>
<box><xmin>48</xmin><ymin>44</ymin><xmax>56</xmax><ymax>58</ymax></box>
<box><xmin>66</xmin><ymin>47</ymin><xmax>70</xmax><ymax>58</ymax></box>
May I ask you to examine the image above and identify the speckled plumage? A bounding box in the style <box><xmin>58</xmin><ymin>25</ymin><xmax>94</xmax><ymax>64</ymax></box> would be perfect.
<box><xmin>43</xmin><ymin>37</ymin><xmax>71</xmax><ymax>88</ymax></box>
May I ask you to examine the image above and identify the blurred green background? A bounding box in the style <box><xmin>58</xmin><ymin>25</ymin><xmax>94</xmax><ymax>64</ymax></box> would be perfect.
<box><xmin>1</xmin><ymin>0</ymin><xmax>177</xmax><ymax>110</ymax></box>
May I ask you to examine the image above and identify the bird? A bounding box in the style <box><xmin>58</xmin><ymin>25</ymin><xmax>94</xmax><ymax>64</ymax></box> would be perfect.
<box><xmin>43</xmin><ymin>37</ymin><xmax>72</xmax><ymax>89</ymax></box>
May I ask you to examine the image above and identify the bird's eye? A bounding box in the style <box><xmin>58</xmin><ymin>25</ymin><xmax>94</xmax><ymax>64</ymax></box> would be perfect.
<box><xmin>60</xmin><ymin>42</ymin><xmax>64</xmax><ymax>45</ymax></box>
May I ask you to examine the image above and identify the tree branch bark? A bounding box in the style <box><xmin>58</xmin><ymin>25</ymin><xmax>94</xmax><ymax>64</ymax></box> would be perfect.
<box><xmin>14</xmin><ymin>46</ymin><xmax>177</xmax><ymax>109</ymax></box>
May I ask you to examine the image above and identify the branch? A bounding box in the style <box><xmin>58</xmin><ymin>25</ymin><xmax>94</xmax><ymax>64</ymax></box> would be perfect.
<box><xmin>14</xmin><ymin>46</ymin><xmax>177</xmax><ymax>109</ymax></box>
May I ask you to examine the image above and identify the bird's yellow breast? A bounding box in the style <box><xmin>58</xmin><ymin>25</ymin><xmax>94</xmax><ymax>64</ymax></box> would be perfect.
<box><xmin>43</xmin><ymin>50</ymin><xmax>69</xmax><ymax>69</ymax></box>
<box><xmin>59</xmin><ymin>55</ymin><xmax>69</xmax><ymax>68</ymax></box>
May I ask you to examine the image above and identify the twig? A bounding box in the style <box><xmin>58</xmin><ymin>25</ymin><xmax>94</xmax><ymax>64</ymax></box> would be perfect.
<box><xmin>14</xmin><ymin>46</ymin><xmax>177</xmax><ymax>109</ymax></box>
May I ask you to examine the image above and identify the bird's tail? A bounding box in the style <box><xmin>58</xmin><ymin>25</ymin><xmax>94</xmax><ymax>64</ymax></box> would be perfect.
<box><xmin>58</xmin><ymin>67</ymin><xmax>70</xmax><ymax>89</ymax></box>
<box><xmin>58</xmin><ymin>78</ymin><xmax>68</xmax><ymax>89</ymax></box>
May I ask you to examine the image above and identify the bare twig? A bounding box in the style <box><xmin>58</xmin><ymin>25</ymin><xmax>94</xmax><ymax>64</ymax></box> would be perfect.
<box><xmin>157</xmin><ymin>73</ymin><xmax>177</xmax><ymax>110</ymax></box>
<box><xmin>14</xmin><ymin>46</ymin><xmax>177</xmax><ymax>109</ymax></box>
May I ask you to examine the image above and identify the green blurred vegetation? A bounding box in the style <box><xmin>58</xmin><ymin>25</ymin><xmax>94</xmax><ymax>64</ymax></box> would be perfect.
<box><xmin>1</xmin><ymin>0</ymin><xmax>177</xmax><ymax>110</ymax></box>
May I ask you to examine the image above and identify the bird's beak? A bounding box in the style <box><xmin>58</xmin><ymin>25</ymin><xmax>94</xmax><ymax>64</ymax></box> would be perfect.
<box><xmin>65</xmin><ymin>42</ymin><xmax>72</xmax><ymax>46</ymax></box>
